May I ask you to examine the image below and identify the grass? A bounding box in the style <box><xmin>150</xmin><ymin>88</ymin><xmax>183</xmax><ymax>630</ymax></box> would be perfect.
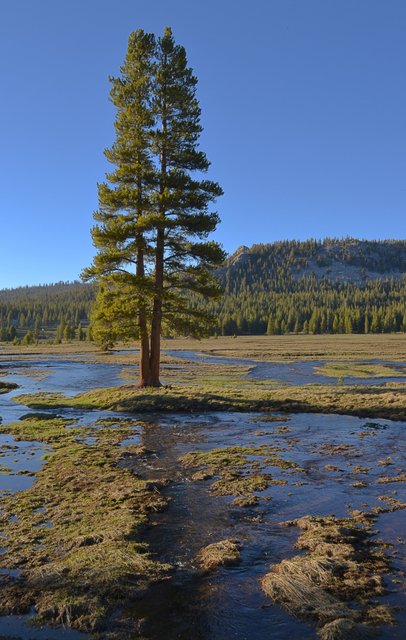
<box><xmin>196</xmin><ymin>539</ymin><xmax>241</xmax><ymax>571</ymax></box>
<box><xmin>315</xmin><ymin>362</ymin><xmax>405</xmax><ymax>378</ymax></box>
<box><xmin>13</xmin><ymin>379</ymin><xmax>406</xmax><ymax>420</ymax></box>
<box><xmin>262</xmin><ymin>513</ymin><xmax>396</xmax><ymax>639</ymax></box>
<box><xmin>180</xmin><ymin>444</ymin><xmax>302</xmax><ymax>505</ymax></box>
<box><xmin>2</xmin><ymin>333</ymin><xmax>406</xmax><ymax>362</ymax></box>
<box><xmin>1</xmin><ymin>337</ymin><xmax>405</xmax><ymax>636</ymax></box>
<box><xmin>163</xmin><ymin>334</ymin><xmax>406</xmax><ymax>362</ymax></box>
<box><xmin>0</xmin><ymin>416</ymin><xmax>170</xmax><ymax>633</ymax></box>
<box><xmin>0</xmin><ymin>381</ymin><xmax>18</xmax><ymax>394</ymax></box>
<box><xmin>4</xmin><ymin>336</ymin><xmax>406</xmax><ymax>420</ymax></box>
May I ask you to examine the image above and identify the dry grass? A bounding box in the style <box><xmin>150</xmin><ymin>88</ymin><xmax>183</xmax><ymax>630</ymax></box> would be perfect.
<box><xmin>0</xmin><ymin>417</ymin><xmax>170</xmax><ymax>633</ymax></box>
<box><xmin>261</xmin><ymin>514</ymin><xmax>396</xmax><ymax>639</ymax></box>
<box><xmin>196</xmin><ymin>539</ymin><xmax>241</xmax><ymax>570</ymax></box>
<box><xmin>318</xmin><ymin>618</ymin><xmax>376</xmax><ymax>640</ymax></box>
<box><xmin>2</xmin><ymin>333</ymin><xmax>406</xmax><ymax>363</ymax></box>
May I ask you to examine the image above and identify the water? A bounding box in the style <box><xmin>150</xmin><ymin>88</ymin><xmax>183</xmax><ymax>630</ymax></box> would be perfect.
<box><xmin>122</xmin><ymin>411</ymin><xmax>405</xmax><ymax>639</ymax></box>
<box><xmin>0</xmin><ymin>353</ymin><xmax>405</xmax><ymax>639</ymax></box>
<box><xmin>166</xmin><ymin>349</ymin><xmax>406</xmax><ymax>386</ymax></box>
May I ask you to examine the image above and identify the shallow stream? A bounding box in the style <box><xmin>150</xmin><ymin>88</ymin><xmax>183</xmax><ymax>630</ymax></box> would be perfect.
<box><xmin>165</xmin><ymin>349</ymin><xmax>406</xmax><ymax>386</ymax></box>
<box><xmin>0</xmin><ymin>353</ymin><xmax>405</xmax><ymax>639</ymax></box>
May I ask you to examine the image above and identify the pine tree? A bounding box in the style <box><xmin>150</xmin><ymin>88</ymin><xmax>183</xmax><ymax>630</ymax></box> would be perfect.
<box><xmin>84</xmin><ymin>30</ymin><xmax>156</xmax><ymax>378</ymax></box>
<box><xmin>77</xmin><ymin>323</ymin><xmax>86</xmax><ymax>341</ymax></box>
<box><xmin>83</xmin><ymin>28</ymin><xmax>224</xmax><ymax>386</ymax></box>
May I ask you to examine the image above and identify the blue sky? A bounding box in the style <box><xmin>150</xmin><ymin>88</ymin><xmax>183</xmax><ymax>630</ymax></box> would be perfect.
<box><xmin>1</xmin><ymin>0</ymin><xmax>405</xmax><ymax>288</ymax></box>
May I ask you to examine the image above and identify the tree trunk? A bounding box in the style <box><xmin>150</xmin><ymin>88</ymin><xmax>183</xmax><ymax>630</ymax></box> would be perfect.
<box><xmin>148</xmin><ymin>93</ymin><xmax>167</xmax><ymax>387</ymax></box>
<box><xmin>139</xmin><ymin>311</ymin><xmax>153</xmax><ymax>387</ymax></box>
<box><xmin>149</xmin><ymin>226</ymin><xmax>165</xmax><ymax>386</ymax></box>
<box><xmin>136</xmin><ymin>235</ymin><xmax>153</xmax><ymax>387</ymax></box>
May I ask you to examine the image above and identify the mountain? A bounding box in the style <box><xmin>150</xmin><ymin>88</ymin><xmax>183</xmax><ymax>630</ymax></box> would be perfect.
<box><xmin>196</xmin><ymin>238</ymin><xmax>406</xmax><ymax>335</ymax></box>
<box><xmin>221</xmin><ymin>238</ymin><xmax>406</xmax><ymax>284</ymax></box>
<box><xmin>1</xmin><ymin>238</ymin><xmax>405</xmax><ymax>340</ymax></box>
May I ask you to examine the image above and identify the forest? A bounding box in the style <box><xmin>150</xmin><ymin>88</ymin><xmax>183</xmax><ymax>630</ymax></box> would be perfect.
<box><xmin>1</xmin><ymin>238</ymin><xmax>405</xmax><ymax>342</ymax></box>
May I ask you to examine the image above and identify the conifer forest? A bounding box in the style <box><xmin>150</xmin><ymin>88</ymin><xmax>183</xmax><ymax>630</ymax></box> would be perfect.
<box><xmin>1</xmin><ymin>238</ymin><xmax>405</xmax><ymax>343</ymax></box>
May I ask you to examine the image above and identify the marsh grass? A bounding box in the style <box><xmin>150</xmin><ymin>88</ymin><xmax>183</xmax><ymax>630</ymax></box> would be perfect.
<box><xmin>262</xmin><ymin>514</ymin><xmax>396</xmax><ymax>639</ymax></box>
<box><xmin>181</xmin><ymin>444</ymin><xmax>303</xmax><ymax>504</ymax></box>
<box><xmin>196</xmin><ymin>539</ymin><xmax>241</xmax><ymax>570</ymax></box>
<box><xmin>13</xmin><ymin>379</ymin><xmax>406</xmax><ymax>421</ymax></box>
<box><xmin>0</xmin><ymin>417</ymin><xmax>170</xmax><ymax>633</ymax></box>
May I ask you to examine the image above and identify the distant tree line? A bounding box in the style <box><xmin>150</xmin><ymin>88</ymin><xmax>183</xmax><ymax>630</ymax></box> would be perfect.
<box><xmin>1</xmin><ymin>239</ymin><xmax>406</xmax><ymax>341</ymax></box>
<box><xmin>193</xmin><ymin>239</ymin><xmax>406</xmax><ymax>336</ymax></box>
<box><xmin>199</xmin><ymin>277</ymin><xmax>406</xmax><ymax>336</ymax></box>
<box><xmin>0</xmin><ymin>282</ymin><xmax>93</xmax><ymax>344</ymax></box>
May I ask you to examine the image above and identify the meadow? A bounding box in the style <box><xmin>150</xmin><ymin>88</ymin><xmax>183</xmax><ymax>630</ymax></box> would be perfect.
<box><xmin>0</xmin><ymin>334</ymin><xmax>405</xmax><ymax>640</ymax></box>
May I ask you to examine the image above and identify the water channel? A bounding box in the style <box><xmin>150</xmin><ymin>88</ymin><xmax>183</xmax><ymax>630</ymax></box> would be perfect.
<box><xmin>0</xmin><ymin>352</ymin><xmax>404</xmax><ymax>639</ymax></box>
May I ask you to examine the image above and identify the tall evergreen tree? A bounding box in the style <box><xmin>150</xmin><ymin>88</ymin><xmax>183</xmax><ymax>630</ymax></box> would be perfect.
<box><xmin>83</xmin><ymin>30</ymin><xmax>157</xmax><ymax>383</ymax></box>
<box><xmin>147</xmin><ymin>28</ymin><xmax>224</xmax><ymax>384</ymax></box>
<box><xmin>83</xmin><ymin>28</ymin><xmax>224</xmax><ymax>386</ymax></box>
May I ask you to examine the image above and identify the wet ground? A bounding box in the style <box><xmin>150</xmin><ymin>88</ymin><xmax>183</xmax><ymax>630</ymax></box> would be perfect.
<box><xmin>0</xmin><ymin>353</ymin><xmax>405</xmax><ymax>639</ymax></box>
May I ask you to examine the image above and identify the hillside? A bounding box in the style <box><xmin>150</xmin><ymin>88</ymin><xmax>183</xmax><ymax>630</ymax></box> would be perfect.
<box><xmin>0</xmin><ymin>282</ymin><xmax>94</xmax><ymax>342</ymax></box>
<box><xmin>1</xmin><ymin>238</ymin><xmax>405</xmax><ymax>341</ymax></box>
<box><xmin>197</xmin><ymin>238</ymin><xmax>406</xmax><ymax>335</ymax></box>
<box><xmin>223</xmin><ymin>238</ymin><xmax>406</xmax><ymax>283</ymax></box>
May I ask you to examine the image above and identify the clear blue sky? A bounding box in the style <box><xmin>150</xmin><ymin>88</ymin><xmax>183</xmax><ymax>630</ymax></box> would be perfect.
<box><xmin>1</xmin><ymin>0</ymin><xmax>405</xmax><ymax>288</ymax></box>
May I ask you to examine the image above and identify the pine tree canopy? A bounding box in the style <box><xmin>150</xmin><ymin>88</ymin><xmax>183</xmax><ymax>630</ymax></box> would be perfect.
<box><xmin>82</xmin><ymin>28</ymin><xmax>225</xmax><ymax>386</ymax></box>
